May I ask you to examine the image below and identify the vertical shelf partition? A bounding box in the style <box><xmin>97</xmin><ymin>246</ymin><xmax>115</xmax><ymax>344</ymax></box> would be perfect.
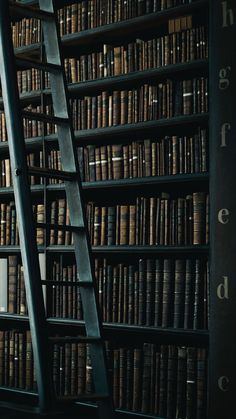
<box><xmin>209</xmin><ymin>1</ymin><xmax>236</xmax><ymax>418</ymax></box>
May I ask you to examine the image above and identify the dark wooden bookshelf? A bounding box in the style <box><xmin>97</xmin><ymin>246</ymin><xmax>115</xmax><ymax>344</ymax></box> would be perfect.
<box><xmin>13</xmin><ymin>0</ymin><xmax>208</xmax><ymax>59</ymax></box>
<box><xmin>0</xmin><ymin>0</ymin><xmax>211</xmax><ymax>418</ymax></box>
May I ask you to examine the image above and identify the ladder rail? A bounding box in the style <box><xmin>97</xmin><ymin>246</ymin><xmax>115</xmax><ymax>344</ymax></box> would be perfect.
<box><xmin>0</xmin><ymin>1</ymin><xmax>53</xmax><ymax>412</ymax></box>
<box><xmin>39</xmin><ymin>2</ymin><xmax>114</xmax><ymax>416</ymax></box>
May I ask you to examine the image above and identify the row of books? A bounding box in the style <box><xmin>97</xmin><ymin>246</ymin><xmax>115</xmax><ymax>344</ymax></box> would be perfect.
<box><xmin>85</xmin><ymin>193</ymin><xmax>209</xmax><ymax>246</ymax></box>
<box><xmin>0</xmin><ymin>191</ymin><xmax>209</xmax><ymax>246</ymax></box>
<box><xmin>0</xmin><ymin>330</ymin><xmax>207</xmax><ymax>419</ymax></box>
<box><xmin>50</xmin><ymin>257</ymin><xmax>208</xmax><ymax>329</ymax></box>
<box><xmin>0</xmin><ymin>107</ymin><xmax>48</xmax><ymax>142</ymax></box>
<box><xmin>15</xmin><ymin>23</ymin><xmax>207</xmax><ymax>94</ymax></box>
<box><xmin>65</xmin><ymin>26</ymin><xmax>208</xmax><ymax>83</ymax></box>
<box><xmin>12</xmin><ymin>1</ymin><xmax>197</xmax><ymax>48</ymax></box>
<box><xmin>57</xmin><ymin>1</ymin><xmax>198</xmax><ymax>34</ymax></box>
<box><xmin>0</xmin><ymin>153</ymin><xmax>44</xmax><ymax>188</ymax></box>
<box><xmin>72</xmin><ymin>79</ymin><xmax>208</xmax><ymax>131</ymax></box>
<box><xmin>0</xmin><ymin>129</ymin><xmax>207</xmax><ymax>187</ymax></box>
<box><xmin>78</xmin><ymin>129</ymin><xmax>208</xmax><ymax>181</ymax></box>
<box><xmin>4</xmin><ymin>254</ymin><xmax>209</xmax><ymax>330</ymax></box>
<box><xmin>0</xmin><ymin>75</ymin><xmax>208</xmax><ymax>139</ymax></box>
<box><xmin>0</xmin><ymin>202</ymin><xmax>45</xmax><ymax>246</ymax></box>
<box><xmin>108</xmin><ymin>343</ymin><xmax>207</xmax><ymax>417</ymax></box>
<box><xmin>94</xmin><ymin>257</ymin><xmax>209</xmax><ymax>329</ymax></box>
<box><xmin>12</xmin><ymin>18</ymin><xmax>41</xmax><ymax>48</ymax></box>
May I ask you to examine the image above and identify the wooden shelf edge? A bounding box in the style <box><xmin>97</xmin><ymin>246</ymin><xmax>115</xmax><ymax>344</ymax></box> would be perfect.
<box><xmin>0</xmin><ymin>59</ymin><xmax>208</xmax><ymax>109</ymax></box>
<box><xmin>0</xmin><ymin>314</ymin><xmax>209</xmax><ymax>343</ymax></box>
<box><xmin>0</xmin><ymin>173</ymin><xmax>209</xmax><ymax>197</ymax></box>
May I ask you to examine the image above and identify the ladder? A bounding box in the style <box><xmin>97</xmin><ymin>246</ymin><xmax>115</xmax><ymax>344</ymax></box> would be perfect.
<box><xmin>0</xmin><ymin>1</ymin><xmax>114</xmax><ymax>417</ymax></box>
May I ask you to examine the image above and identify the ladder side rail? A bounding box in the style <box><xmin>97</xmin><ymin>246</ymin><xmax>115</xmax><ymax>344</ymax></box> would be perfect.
<box><xmin>0</xmin><ymin>0</ymin><xmax>53</xmax><ymax>412</ymax></box>
<box><xmin>38</xmin><ymin>0</ymin><xmax>104</xmax><ymax>339</ymax></box>
<box><xmin>39</xmin><ymin>1</ymin><xmax>114</xmax><ymax>415</ymax></box>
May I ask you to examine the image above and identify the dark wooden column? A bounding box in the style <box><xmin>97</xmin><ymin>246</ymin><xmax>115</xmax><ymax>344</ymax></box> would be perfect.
<box><xmin>209</xmin><ymin>1</ymin><xmax>236</xmax><ymax>417</ymax></box>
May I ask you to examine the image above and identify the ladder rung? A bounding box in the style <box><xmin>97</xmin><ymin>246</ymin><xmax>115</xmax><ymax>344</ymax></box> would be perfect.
<box><xmin>22</xmin><ymin>111</ymin><xmax>68</xmax><ymax>125</ymax></box>
<box><xmin>41</xmin><ymin>280</ymin><xmax>93</xmax><ymax>287</ymax></box>
<box><xmin>10</xmin><ymin>2</ymin><xmax>54</xmax><ymax>21</ymax></box>
<box><xmin>35</xmin><ymin>222</ymin><xmax>84</xmax><ymax>233</ymax></box>
<box><xmin>57</xmin><ymin>393</ymin><xmax>109</xmax><ymax>403</ymax></box>
<box><xmin>28</xmin><ymin>166</ymin><xmax>76</xmax><ymax>180</ymax></box>
<box><xmin>49</xmin><ymin>336</ymin><xmax>102</xmax><ymax>344</ymax></box>
<box><xmin>16</xmin><ymin>57</ymin><xmax>61</xmax><ymax>73</ymax></box>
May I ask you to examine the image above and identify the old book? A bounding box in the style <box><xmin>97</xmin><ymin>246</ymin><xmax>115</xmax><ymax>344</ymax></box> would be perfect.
<box><xmin>132</xmin><ymin>348</ymin><xmax>142</xmax><ymax>411</ymax></box>
<box><xmin>193</xmin><ymin>260</ymin><xmax>204</xmax><ymax>330</ymax></box>
<box><xmin>162</xmin><ymin>259</ymin><xmax>173</xmax><ymax>328</ymax></box>
<box><xmin>119</xmin><ymin>347</ymin><xmax>126</xmax><ymax>408</ymax></box>
<box><xmin>176</xmin><ymin>346</ymin><xmax>187</xmax><ymax>418</ymax></box>
<box><xmin>146</xmin><ymin>259</ymin><xmax>155</xmax><ymax>326</ymax></box>
<box><xmin>141</xmin><ymin>343</ymin><xmax>152</xmax><ymax>413</ymax></box>
<box><xmin>196</xmin><ymin>348</ymin><xmax>207</xmax><ymax>419</ymax></box>
<box><xmin>186</xmin><ymin>347</ymin><xmax>197</xmax><ymax>418</ymax></box>
<box><xmin>167</xmin><ymin>345</ymin><xmax>178</xmax><ymax>419</ymax></box>
<box><xmin>101</xmin><ymin>206</ymin><xmax>107</xmax><ymax>246</ymax></box>
<box><xmin>118</xmin><ymin>263</ymin><xmax>124</xmax><ymax>323</ymax></box>
<box><xmin>78</xmin><ymin>343</ymin><xmax>86</xmax><ymax>394</ymax></box>
<box><xmin>8</xmin><ymin>331</ymin><xmax>15</xmax><ymax>387</ymax></box>
<box><xmin>112</xmin><ymin>266</ymin><xmax>119</xmax><ymax>323</ymax></box>
<box><xmin>154</xmin><ymin>259</ymin><xmax>163</xmax><ymax>327</ymax></box>
<box><xmin>129</xmin><ymin>205</ymin><xmax>136</xmax><ymax>245</ymax></box>
<box><xmin>0</xmin><ymin>330</ymin><xmax>4</xmax><ymax>385</ymax></box>
<box><xmin>128</xmin><ymin>265</ymin><xmax>135</xmax><ymax>325</ymax></box>
<box><xmin>138</xmin><ymin>258</ymin><xmax>146</xmax><ymax>325</ymax></box>
<box><xmin>0</xmin><ymin>258</ymin><xmax>8</xmax><ymax>313</ymax></box>
<box><xmin>173</xmin><ymin>259</ymin><xmax>185</xmax><ymax>328</ymax></box>
<box><xmin>57</xmin><ymin>200</ymin><xmax>66</xmax><ymax>245</ymax></box>
<box><xmin>4</xmin><ymin>331</ymin><xmax>9</xmax><ymax>386</ymax></box>
<box><xmin>111</xmin><ymin>144</ymin><xmax>123</xmax><ymax>180</ymax></box>
<box><xmin>106</xmin><ymin>263</ymin><xmax>113</xmax><ymax>323</ymax></box>
<box><xmin>159</xmin><ymin>345</ymin><xmax>168</xmax><ymax>417</ymax></box>
<box><xmin>36</xmin><ymin>204</ymin><xmax>44</xmax><ymax>245</ymax></box>
<box><xmin>184</xmin><ymin>259</ymin><xmax>195</xmax><ymax>329</ymax></box>
<box><xmin>125</xmin><ymin>348</ymin><xmax>133</xmax><ymax>410</ymax></box>
<box><xmin>193</xmin><ymin>192</ymin><xmax>206</xmax><ymax>245</ymax></box>
<box><xmin>26</xmin><ymin>330</ymin><xmax>33</xmax><ymax>390</ymax></box>
<box><xmin>8</xmin><ymin>255</ymin><xmax>18</xmax><ymax>313</ymax></box>
<box><xmin>119</xmin><ymin>205</ymin><xmax>129</xmax><ymax>245</ymax></box>
<box><xmin>113</xmin><ymin>348</ymin><xmax>120</xmax><ymax>406</ymax></box>
<box><xmin>106</xmin><ymin>206</ymin><xmax>114</xmax><ymax>246</ymax></box>
<box><xmin>123</xmin><ymin>265</ymin><xmax>128</xmax><ymax>324</ymax></box>
<box><xmin>93</xmin><ymin>205</ymin><xmax>101</xmax><ymax>246</ymax></box>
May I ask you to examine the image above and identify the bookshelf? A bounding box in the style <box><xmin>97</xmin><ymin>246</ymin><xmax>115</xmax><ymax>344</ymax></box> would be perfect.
<box><xmin>0</xmin><ymin>0</ymin><xmax>218</xmax><ymax>418</ymax></box>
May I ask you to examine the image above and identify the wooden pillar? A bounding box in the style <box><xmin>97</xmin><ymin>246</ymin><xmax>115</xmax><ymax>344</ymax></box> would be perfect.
<box><xmin>209</xmin><ymin>1</ymin><xmax>236</xmax><ymax>417</ymax></box>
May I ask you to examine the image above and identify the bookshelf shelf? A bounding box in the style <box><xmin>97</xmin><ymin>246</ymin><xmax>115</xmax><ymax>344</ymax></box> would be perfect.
<box><xmin>47</xmin><ymin>245</ymin><xmax>209</xmax><ymax>255</ymax></box>
<box><xmin>0</xmin><ymin>114</ymin><xmax>209</xmax><ymax>157</ymax></box>
<box><xmin>82</xmin><ymin>173</ymin><xmax>209</xmax><ymax>192</ymax></box>
<box><xmin>0</xmin><ymin>173</ymin><xmax>209</xmax><ymax>198</ymax></box>
<box><xmin>0</xmin><ymin>314</ymin><xmax>209</xmax><ymax>346</ymax></box>
<box><xmin>60</xmin><ymin>114</ymin><xmax>209</xmax><ymax>144</ymax></box>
